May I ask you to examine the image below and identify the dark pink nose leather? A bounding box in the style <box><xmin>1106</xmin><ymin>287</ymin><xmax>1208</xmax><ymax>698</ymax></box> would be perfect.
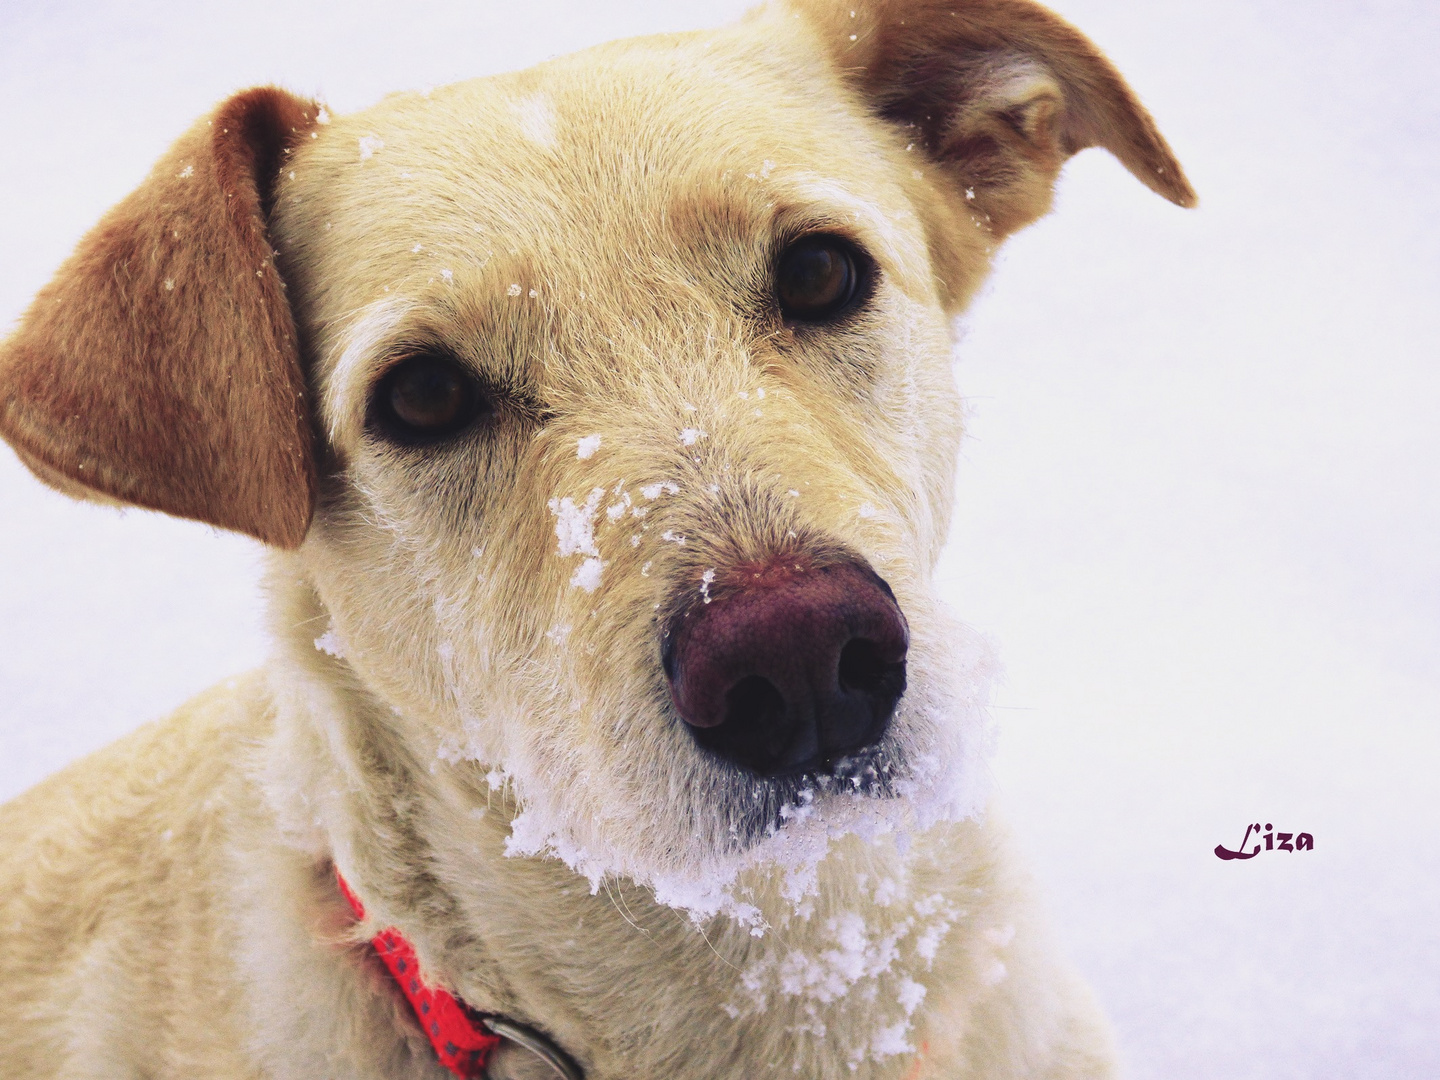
<box><xmin>663</xmin><ymin>557</ymin><xmax>908</xmax><ymax>776</ymax></box>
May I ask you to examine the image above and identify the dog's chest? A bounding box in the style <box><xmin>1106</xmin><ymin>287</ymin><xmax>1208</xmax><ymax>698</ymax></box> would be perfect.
<box><xmin>412</xmin><ymin>822</ymin><xmax>1012</xmax><ymax>1080</ymax></box>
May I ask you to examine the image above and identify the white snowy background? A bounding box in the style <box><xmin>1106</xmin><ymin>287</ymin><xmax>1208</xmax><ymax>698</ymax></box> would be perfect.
<box><xmin>1</xmin><ymin>1</ymin><xmax>1436</xmax><ymax>1076</ymax></box>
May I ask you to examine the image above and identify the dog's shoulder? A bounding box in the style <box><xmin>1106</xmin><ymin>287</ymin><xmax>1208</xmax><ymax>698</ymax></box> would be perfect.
<box><xmin>0</xmin><ymin>672</ymin><xmax>277</xmax><ymax>1074</ymax></box>
<box><xmin>1</xmin><ymin>671</ymin><xmax>274</xmax><ymax>851</ymax></box>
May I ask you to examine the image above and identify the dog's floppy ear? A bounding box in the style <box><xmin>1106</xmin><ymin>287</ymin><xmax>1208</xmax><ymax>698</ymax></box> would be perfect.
<box><xmin>0</xmin><ymin>87</ymin><xmax>321</xmax><ymax>549</ymax></box>
<box><xmin>790</xmin><ymin>0</ymin><xmax>1196</xmax><ymax>236</ymax></box>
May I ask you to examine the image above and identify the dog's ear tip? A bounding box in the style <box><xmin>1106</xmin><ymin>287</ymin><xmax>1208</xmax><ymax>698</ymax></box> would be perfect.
<box><xmin>252</xmin><ymin>505</ymin><xmax>314</xmax><ymax>550</ymax></box>
<box><xmin>258</xmin><ymin>470</ymin><xmax>318</xmax><ymax>550</ymax></box>
<box><xmin>0</xmin><ymin>381</ymin><xmax>316</xmax><ymax>549</ymax></box>
<box><xmin>1135</xmin><ymin>157</ymin><xmax>1197</xmax><ymax>209</ymax></box>
<box><xmin>1124</xmin><ymin>128</ymin><xmax>1198</xmax><ymax>210</ymax></box>
<box><xmin>1148</xmin><ymin>159</ymin><xmax>1198</xmax><ymax>209</ymax></box>
<box><xmin>1171</xmin><ymin>171</ymin><xmax>1200</xmax><ymax>208</ymax></box>
<box><xmin>0</xmin><ymin>414</ymin><xmax>113</xmax><ymax>510</ymax></box>
<box><xmin>197</xmin><ymin>459</ymin><xmax>316</xmax><ymax>549</ymax></box>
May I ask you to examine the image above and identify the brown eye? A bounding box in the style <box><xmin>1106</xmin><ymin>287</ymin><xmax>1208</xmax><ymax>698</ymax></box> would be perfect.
<box><xmin>372</xmin><ymin>351</ymin><xmax>486</xmax><ymax>442</ymax></box>
<box><xmin>775</xmin><ymin>235</ymin><xmax>865</xmax><ymax>321</ymax></box>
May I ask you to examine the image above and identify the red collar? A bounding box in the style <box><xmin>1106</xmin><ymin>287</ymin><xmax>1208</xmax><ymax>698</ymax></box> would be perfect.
<box><xmin>336</xmin><ymin>871</ymin><xmax>500</xmax><ymax>1077</ymax></box>
<box><xmin>337</xmin><ymin>871</ymin><xmax>583</xmax><ymax>1080</ymax></box>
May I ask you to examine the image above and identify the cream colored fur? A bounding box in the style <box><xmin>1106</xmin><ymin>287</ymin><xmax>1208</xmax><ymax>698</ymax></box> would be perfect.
<box><xmin>0</xmin><ymin>2</ymin><xmax>1196</xmax><ymax>1076</ymax></box>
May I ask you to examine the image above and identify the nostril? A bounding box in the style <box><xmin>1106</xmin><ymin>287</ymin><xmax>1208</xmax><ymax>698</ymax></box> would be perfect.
<box><xmin>837</xmin><ymin>637</ymin><xmax>904</xmax><ymax>699</ymax></box>
<box><xmin>689</xmin><ymin>675</ymin><xmax>795</xmax><ymax>775</ymax></box>
<box><xmin>725</xmin><ymin>675</ymin><xmax>786</xmax><ymax>731</ymax></box>
<box><xmin>834</xmin><ymin>636</ymin><xmax>907</xmax><ymax>763</ymax></box>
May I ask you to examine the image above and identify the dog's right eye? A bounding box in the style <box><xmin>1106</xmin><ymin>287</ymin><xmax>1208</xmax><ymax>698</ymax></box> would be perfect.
<box><xmin>370</xmin><ymin>352</ymin><xmax>489</xmax><ymax>443</ymax></box>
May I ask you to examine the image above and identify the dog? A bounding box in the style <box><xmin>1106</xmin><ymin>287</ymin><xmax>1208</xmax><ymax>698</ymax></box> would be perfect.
<box><xmin>0</xmin><ymin>1</ymin><xmax>1193</xmax><ymax>1076</ymax></box>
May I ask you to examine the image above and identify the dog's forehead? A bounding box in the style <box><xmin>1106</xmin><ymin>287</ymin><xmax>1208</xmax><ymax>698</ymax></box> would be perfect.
<box><xmin>276</xmin><ymin>24</ymin><xmax>931</xmax><ymax>352</ymax></box>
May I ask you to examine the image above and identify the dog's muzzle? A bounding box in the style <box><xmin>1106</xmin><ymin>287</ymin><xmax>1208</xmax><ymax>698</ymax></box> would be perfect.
<box><xmin>663</xmin><ymin>556</ymin><xmax>908</xmax><ymax>777</ymax></box>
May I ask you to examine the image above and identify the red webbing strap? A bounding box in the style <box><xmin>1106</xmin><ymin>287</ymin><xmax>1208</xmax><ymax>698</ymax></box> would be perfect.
<box><xmin>337</xmin><ymin>871</ymin><xmax>502</xmax><ymax>1078</ymax></box>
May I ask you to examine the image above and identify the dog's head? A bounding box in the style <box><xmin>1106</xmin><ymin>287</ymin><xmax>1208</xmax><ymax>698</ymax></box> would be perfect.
<box><xmin>0</xmin><ymin>0</ymin><xmax>1190</xmax><ymax>899</ymax></box>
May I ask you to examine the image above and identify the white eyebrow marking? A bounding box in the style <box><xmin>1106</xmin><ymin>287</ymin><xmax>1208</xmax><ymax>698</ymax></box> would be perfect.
<box><xmin>509</xmin><ymin>93</ymin><xmax>557</xmax><ymax>151</ymax></box>
<box><xmin>323</xmin><ymin>298</ymin><xmax>414</xmax><ymax>443</ymax></box>
<box><xmin>781</xmin><ymin>173</ymin><xmax>929</xmax><ymax>283</ymax></box>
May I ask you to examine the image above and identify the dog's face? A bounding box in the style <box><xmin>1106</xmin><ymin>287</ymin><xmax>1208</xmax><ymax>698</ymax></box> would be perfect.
<box><xmin>279</xmin><ymin>19</ymin><xmax>983</xmax><ymax>882</ymax></box>
<box><xmin>0</xmin><ymin>0</ymin><xmax>1192</xmax><ymax>896</ymax></box>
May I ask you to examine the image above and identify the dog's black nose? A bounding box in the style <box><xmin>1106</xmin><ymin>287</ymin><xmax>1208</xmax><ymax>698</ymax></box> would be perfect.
<box><xmin>663</xmin><ymin>557</ymin><xmax>908</xmax><ymax>777</ymax></box>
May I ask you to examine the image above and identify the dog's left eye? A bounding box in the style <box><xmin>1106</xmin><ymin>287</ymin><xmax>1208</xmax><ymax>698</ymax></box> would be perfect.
<box><xmin>371</xmin><ymin>352</ymin><xmax>488</xmax><ymax>443</ymax></box>
<box><xmin>774</xmin><ymin>234</ymin><xmax>867</xmax><ymax>322</ymax></box>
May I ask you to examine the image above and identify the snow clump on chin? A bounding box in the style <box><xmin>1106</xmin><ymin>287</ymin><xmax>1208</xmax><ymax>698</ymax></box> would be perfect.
<box><xmin>501</xmin><ymin>604</ymin><xmax>997</xmax><ymax>932</ymax></box>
